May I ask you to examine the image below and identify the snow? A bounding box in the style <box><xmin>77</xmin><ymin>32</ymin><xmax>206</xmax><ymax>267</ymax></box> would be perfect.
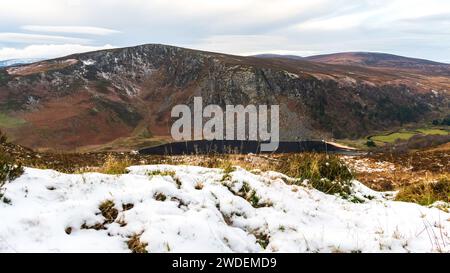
<box><xmin>0</xmin><ymin>165</ymin><xmax>449</xmax><ymax>253</ymax></box>
<box><xmin>284</xmin><ymin>71</ymin><xmax>299</xmax><ymax>79</ymax></box>
<box><xmin>82</xmin><ymin>59</ymin><xmax>96</xmax><ymax>66</ymax></box>
<box><xmin>342</xmin><ymin>156</ymin><xmax>401</xmax><ymax>173</ymax></box>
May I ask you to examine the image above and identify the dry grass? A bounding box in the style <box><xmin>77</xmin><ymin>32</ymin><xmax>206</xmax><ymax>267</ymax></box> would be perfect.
<box><xmin>395</xmin><ymin>175</ymin><xmax>450</xmax><ymax>205</ymax></box>
<box><xmin>127</xmin><ymin>233</ymin><xmax>148</xmax><ymax>253</ymax></box>
<box><xmin>193</xmin><ymin>154</ymin><xmax>274</xmax><ymax>172</ymax></box>
<box><xmin>154</xmin><ymin>192</ymin><xmax>167</xmax><ymax>201</ymax></box>
<box><xmin>278</xmin><ymin>153</ymin><xmax>354</xmax><ymax>196</ymax></box>
<box><xmin>147</xmin><ymin>170</ymin><xmax>176</xmax><ymax>177</ymax></box>
<box><xmin>99</xmin><ymin>200</ymin><xmax>118</xmax><ymax>224</ymax></box>
<box><xmin>194</xmin><ymin>182</ymin><xmax>204</xmax><ymax>190</ymax></box>
<box><xmin>98</xmin><ymin>154</ymin><xmax>132</xmax><ymax>175</ymax></box>
<box><xmin>345</xmin><ymin>147</ymin><xmax>449</xmax><ymax>192</ymax></box>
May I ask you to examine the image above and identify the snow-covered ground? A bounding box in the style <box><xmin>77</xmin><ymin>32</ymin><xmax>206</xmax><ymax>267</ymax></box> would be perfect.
<box><xmin>0</xmin><ymin>165</ymin><xmax>449</xmax><ymax>253</ymax></box>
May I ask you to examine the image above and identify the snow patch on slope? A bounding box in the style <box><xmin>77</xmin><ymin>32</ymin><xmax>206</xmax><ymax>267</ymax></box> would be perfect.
<box><xmin>0</xmin><ymin>165</ymin><xmax>449</xmax><ymax>253</ymax></box>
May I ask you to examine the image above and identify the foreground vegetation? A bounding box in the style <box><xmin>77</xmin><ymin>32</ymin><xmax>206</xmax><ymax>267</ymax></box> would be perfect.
<box><xmin>395</xmin><ymin>176</ymin><xmax>450</xmax><ymax>206</ymax></box>
<box><xmin>277</xmin><ymin>153</ymin><xmax>354</xmax><ymax>197</ymax></box>
<box><xmin>1</xmin><ymin>127</ymin><xmax>449</xmax><ymax>207</ymax></box>
<box><xmin>0</xmin><ymin>130</ymin><xmax>23</xmax><ymax>187</ymax></box>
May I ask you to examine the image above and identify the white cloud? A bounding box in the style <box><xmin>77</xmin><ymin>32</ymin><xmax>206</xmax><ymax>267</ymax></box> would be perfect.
<box><xmin>21</xmin><ymin>25</ymin><xmax>121</xmax><ymax>36</ymax></box>
<box><xmin>0</xmin><ymin>44</ymin><xmax>115</xmax><ymax>60</ymax></box>
<box><xmin>0</xmin><ymin>33</ymin><xmax>90</xmax><ymax>44</ymax></box>
<box><xmin>184</xmin><ymin>35</ymin><xmax>289</xmax><ymax>55</ymax></box>
<box><xmin>296</xmin><ymin>12</ymin><xmax>374</xmax><ymax>31</ymax></box>
<box><xmin>0</xmin><ymin>0</ymin><xmax>449</xmax><ymax>62</ymax></box>
<box><xmin>184</xmin><ymin>35</ymin><xmax>321</xmax><ymax>57</ymax></box>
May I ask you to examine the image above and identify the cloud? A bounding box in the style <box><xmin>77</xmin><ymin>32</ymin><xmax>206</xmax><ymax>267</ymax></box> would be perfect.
<box><xmin>183</xmin><ymin>35</ymin><xmax>320</xmax><ymax>56</ymax></box>
<box><xmin>0</xmin><ymin>44</ymin><xmax>115</xmax><ymax>60</ymax></box>
<box><xmin>0</xmin><ymin>33</ymin><xmax>90</xmax><ymax>44</ymax></box>
<box><xmin>296</xmin><ymin>11</ymin><xmax>375</xmax><ymax>31</ymax></box>
<box><xmin>21</xmin><ymin>25</ymin><xmax>121</xmax><ymax>36</ymax></box>
<box><xmin>0</xmin><ymin>0</ymin><xmax>449</xmax><ymax>62</ymax></box>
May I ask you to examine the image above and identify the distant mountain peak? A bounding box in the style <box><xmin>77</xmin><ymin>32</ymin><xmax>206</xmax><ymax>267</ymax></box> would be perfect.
<box><xmin>305</xmin><ymin>52</ymin><xmax>449</xmax><ymax>68</ymax></box>
<box><xmin>0</xmin><ymin>58</ymin><xmax>45</xmax><ymax>68</ymax></box>
<box><xmin>0</xmin><ymin>44</ymin><xmax>448</xmax><ymax>151</ymax></box>
<box><xmin>251</xmin><ymin>54</ymin><xmax>304</xmax><ymax>60</ymax></box>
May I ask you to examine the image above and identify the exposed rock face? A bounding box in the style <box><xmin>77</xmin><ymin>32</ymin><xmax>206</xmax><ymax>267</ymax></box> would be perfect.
<box><xmin>0</xmin><ymin>44</ymin><xmax>448</xmax><ymax>150</ymax></box>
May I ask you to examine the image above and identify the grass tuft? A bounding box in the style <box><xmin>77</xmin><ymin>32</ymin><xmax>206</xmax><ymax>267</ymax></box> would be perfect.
<box><xmin>99</xmin><ymin>154</ymin><xmax>131</xmax><ymax>175</ymax></box>
<box><xmin>147</xmin><ymin>170</ymin><xmax>176</xmax><ymax>177</ymax></box>
<box><xmin>99</xmin><ymin>200</ymin><xmax>118</xmax><ymax>224</ymax></box>
<box><xmin>252</xmin><ymin>231</ymin><xmax>270</xmax><ymax>249</ymax></box>
<box><xmin>127</xmin><ymin>233</ymin><xmax>148</xmax><ymax>253</ymax></box>
<box><xmin>154</xmin><ymin>192</ymin><xmax>167</xmax><ymax>202</ymax></box>
<box><xmin>194</xmin><ymin>182</ymin><xmax>204</xmax><ymax>190</ymax></box>
<box><xmin>395</xmin><ymin>176</ymin><xmax>450</xmax><ymax>206</ymax></box>
<box><xmin>278</xmin><ymin>153</ymin><xmax>353</xmax><ymax>196</ymax></box>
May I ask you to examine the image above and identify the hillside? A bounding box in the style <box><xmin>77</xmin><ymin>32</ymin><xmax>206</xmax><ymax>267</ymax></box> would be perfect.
<box><xmin>0</xmin><ymin>44</ymin><xmax>449</xmax><ymax>150</ymax></box>
<box><xmin>1</xmin><ymin>165</ymin><xmax>449</xmax><ymax>252</ymax></box>
<box><xmin>305</xmin><ymin>52</ymin><xmax>450</xmax><ymax>75</ymax></box>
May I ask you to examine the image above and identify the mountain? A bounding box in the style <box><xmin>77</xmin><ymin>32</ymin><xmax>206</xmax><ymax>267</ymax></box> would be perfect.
<box><xmin>0</xmin><ymin>58</ymin><xmax>44</xmax><ymax>68</ymax></box>
<box><xmin>251</xmin><ymin>54</ymin><xmax>304</xmax><ymax>60</ymax></box>
<box><xmin>0</xmin><ymin>44</ymin><xmax>448</xmax><ymax>150</ymax></box>
<box><xmin>305</xmin><ymin>52</ymin><xmax>450</xmax><ymax>75</ymax></box>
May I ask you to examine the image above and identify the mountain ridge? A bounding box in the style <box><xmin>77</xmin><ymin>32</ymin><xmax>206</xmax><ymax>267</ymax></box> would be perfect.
<box><xmin>0</xmin><ymin>44</ymin><xmax>448</xmax><ymax>151</ymax></box>
<box><xmin>0</xmin><ymin>58</ymin><xmax>45</xmax><ymax>68</ymax></box>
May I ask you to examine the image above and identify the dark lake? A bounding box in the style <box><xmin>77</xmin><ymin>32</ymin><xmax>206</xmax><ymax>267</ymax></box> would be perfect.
<box><xmin>139</xmin><ymin>140</ymin><xmax>360</xmax><ymax>155</ymax></box>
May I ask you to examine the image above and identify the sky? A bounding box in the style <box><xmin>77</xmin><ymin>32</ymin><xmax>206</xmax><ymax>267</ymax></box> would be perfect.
<box><xmin>0</xmin><ymin>0</ymin><xmax>449</xmax><ymax>62</ymax></box>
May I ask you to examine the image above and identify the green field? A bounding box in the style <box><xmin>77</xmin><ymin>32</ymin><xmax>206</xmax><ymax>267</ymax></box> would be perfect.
<box><xmin>0</xmin><ymin>113</ymin><xmax>26</xmax><ymax>128</ymax></box>
<box><xmin>370</xmin><ymin>132</ymin><xmax>417</xmax><ymax>143</ymax></box>
<box><xmin>416</xmin><ymin>128</ymin><xmax>449</xmax><ymax>135</ymax></box>
<box><xmin>369</xmin><ymin>128</ymin><xmax>449</xmax><ymax>144</ymax></box>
